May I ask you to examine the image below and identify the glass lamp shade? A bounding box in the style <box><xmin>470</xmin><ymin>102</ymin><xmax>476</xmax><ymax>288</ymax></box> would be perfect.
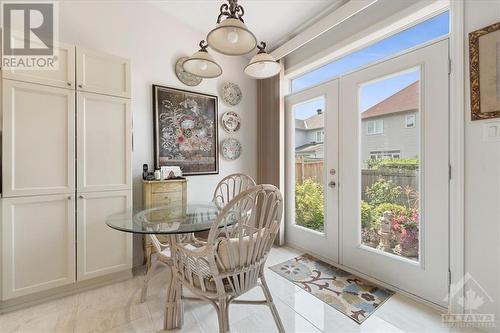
<box><xmin>207</xmin><ymin>18</ymin><xmax>257</xmax><ymax>55</ymax></box>
<box><xmin>183</xmin><ymin>50</ymin><xmax>222</xmax><ymax>78</ymax></box>
<box><xmin>244</xmin><ymin>51</ymin><xmax>281</xmax><ymax>79</ymax></box>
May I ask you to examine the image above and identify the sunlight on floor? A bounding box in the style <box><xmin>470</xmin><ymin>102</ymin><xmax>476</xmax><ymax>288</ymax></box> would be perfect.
<box><xmin>0</xmin><ymin>246</ymin><xmax>470</xmax><ymax>333</ymax></box>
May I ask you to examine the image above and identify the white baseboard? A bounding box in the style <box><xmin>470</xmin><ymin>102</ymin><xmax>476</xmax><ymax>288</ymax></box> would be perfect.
<box><xmin>0</xmin><ymin>269</ymin><xmax>133</xmax><ymax>314</ymax></box>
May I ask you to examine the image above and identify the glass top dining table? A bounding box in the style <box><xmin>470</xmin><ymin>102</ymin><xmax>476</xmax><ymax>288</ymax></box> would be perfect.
<box><xmin>106</xmin><ymin>202</ymin><xmax>226</xmax><ymax>235</ymax></box>
<box><xmin>105</xmin><ymin>201</ymin><xmax>247</xmax><ymax>330</ymax></box>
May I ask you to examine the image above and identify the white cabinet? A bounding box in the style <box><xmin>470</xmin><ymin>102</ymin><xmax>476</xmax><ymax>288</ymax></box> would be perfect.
<box><xmin>77</xmin><ymin>47</ymin><xmax>131</xmax><ymax>98</ymax></box>
<box><xmin>76</xmin><ymin>191</ymin><xmax>132</xmax><ymax>281</ymax></box>
<box><xmin>2</xmin><ymin>80</ymin><xmax>76</xmax><ymax>197</ymax></box>
<box><xmin>2</xmin><ymin>195</ymin><xmax>76</xmax><ymax>300</ymax></box>
<box><xmin>1</xmin><ymin>45</ymin><xmax>132</xmax><ymax>302</ymax></box>
<box><xmin>2</xmin><ymin>42</ymin><xmax>76</xmax><ymax>89</ymax></box>
<box><xmin>77</xmin><ymin>92</ymin><xmax>132</xmax><ymax>192</ymax></box>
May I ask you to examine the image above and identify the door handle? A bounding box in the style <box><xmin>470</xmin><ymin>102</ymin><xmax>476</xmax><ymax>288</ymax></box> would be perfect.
<box><xmin>328</xmin><ymin>181</ymin><xmax>336</xmax><ymax>188</ymax></box>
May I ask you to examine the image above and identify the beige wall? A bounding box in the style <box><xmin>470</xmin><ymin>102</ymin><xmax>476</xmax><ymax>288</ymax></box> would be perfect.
<box><xmin>464</xmin><ymin>0</ymin><xmax>500</xmax><ymax>327</ymax></box>
<box><xmin>58</xmin><ymin>1</ymin><xmax>257</xmax><ymax>209</ymax></box>
<box><xmin>58</xmin><ymin>1</ymin><xmax>257</xmax><ymax>267</ymax></box>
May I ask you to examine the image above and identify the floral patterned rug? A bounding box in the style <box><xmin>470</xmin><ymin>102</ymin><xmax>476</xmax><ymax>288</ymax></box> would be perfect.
<box><xmin>269</xmin><ymin>254</ymin><xmax>394</xmax><ymax>324</ymax></box>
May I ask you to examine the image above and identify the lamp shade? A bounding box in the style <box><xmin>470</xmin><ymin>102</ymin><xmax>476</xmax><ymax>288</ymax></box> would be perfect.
<box><xmin>207</xmin><ymin>18</ymin><xmax>257</xmax><ymax>55</ymax></box>
<box><xmin>244</xmin><ymin>45</ymin><xmax>280</xmax><ymax>79</ymax></box>
<box><xmin>183</xmin><ymin>43</ymin><xmax>222</xmax><ymax>78</ymax></box>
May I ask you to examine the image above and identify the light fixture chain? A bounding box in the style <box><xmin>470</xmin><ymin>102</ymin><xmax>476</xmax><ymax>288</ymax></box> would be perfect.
<box><xmin>217</xmin><ymin>0</ymin><xmax>245</xmax><ymax>23</ymax></box>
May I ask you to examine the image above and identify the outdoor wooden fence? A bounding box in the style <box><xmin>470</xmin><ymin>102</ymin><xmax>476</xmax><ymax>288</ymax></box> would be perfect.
<box><xmin>295</xmin><ymin>158</ymin><xmax>418</xmax><ymax>205</ymax></box>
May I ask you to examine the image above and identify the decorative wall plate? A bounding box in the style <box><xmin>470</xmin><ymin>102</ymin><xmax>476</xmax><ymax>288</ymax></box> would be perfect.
<box><xmin>221</xmin><ymin>138</ymin><xmax>241</xmax><ymax>160</ymax></box>
<box><xmin>222</xmin><ymin>82</ymin><xmax>242</xmax><ymax>106</ymax></box>
<box><xmin>221</xmin><ymin>111</ymin><xmax>241</xmax><ymax>133</ymax></box>
<box><xmin>175</xmin><ymin>57</ymin><xmax>202</xmax><ymax>86</ymax></box>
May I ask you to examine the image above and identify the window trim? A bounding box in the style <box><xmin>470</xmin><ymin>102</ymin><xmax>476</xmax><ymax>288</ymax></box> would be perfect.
<box><xmin>367</xmin><ymin>119</ymin><xmax>384</xmax><ymax>135</ymax></box>
<box><xmin>284</xmin><ymin>1</ymin><xmax>449</xmax><ymax>91</ymax></box>
<box><xmin>405</xmin><ymin>114</ymin><xmax>416</xmax><ymax>128</ymax></box>
<box><xmin>369</xmin><ymin>150</ymin><xmax>401</xmax><ymax>160</ymax></box>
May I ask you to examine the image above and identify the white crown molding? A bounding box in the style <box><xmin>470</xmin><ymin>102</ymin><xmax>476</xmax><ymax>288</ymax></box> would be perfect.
<box><xmin>270</xmin><ymin>0</ymin><xmax>378</xmax><ymax>60</ymax></box>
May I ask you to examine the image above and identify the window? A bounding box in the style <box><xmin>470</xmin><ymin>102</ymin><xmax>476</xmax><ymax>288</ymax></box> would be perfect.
<box><xmin>291</xmin><ymin>11</ymin><xmax>449</xmax><ymax>92</ymax></box>
<box><xmin>316</xmin><ymin>131</ymin><xmax>324</xmax><ymax>142</ymax></box>
<box><xmin>405</xmin><ymin>114</ymin><xmax>416</xmax><ymax>128</ymax></box>
<box><xmin>367</xmin><ymin>120</ymin><xmax>383</xmax><ymax>135</ymax></box>
<box><xmin>370</xmin><ymin>150</ymin><xmax>401</xmax><ymax>160</ymax></box>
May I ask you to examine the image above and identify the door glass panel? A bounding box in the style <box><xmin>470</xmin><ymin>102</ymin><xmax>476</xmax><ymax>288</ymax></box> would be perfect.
<box><xmin>359</xmin><ymin>68</ymin><xmax>420</xmax><ymax>261</ymax></box>
<box><xmin>293</xmin><ymin>97</ymin><xmax>325</xmax><ymax>232</ymax></box>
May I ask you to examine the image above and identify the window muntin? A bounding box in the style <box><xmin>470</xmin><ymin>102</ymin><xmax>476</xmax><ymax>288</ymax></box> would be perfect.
<box><xmin>367</xmin><ymin>120</ymin><xmax>383</xmax><ymax>135</ymax></box>
<box><xmin>316</xmin><ymin>131</ymin><xmax>324</xmax><ymax>142</ymax></box>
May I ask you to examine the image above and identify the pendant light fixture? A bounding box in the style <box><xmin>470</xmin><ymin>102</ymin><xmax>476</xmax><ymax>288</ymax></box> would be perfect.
<box><xmin>183</xmin><ymin>1</ymin><xmax>281</xmax><ymax>80</ymax></box>
<box><xmin>244</xmin><ymin>42</ymin><xmax>281</xmax><ymax>79</ymax></box>
<box><xmin>206</xmin><ymin>0</ymin><xmax>257</xmax><ymax>55</ymax></box>
<box><xmin>183</xmin><ymin>40</ymin><xmax>222</xmax><ymax>78</ymax></box>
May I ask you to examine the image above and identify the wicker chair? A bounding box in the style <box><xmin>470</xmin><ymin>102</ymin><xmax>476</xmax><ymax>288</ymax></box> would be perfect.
<box><xmin>212</xmin><ymin>173</ymin><xmax>256</xmax><ymax>209</ymax></box>
<box><xmin>140</xmin><ymin>235</ymin><xmax>172</xmax><ymax>302</ymax></box>
<box><xmin>142</xmin><ymin>174</ymin><xmax>256</xmax><ymax>303</ymax></box>
<box><xmin>171</xmin><ymin>184</ymin><xmax>285</xmax><ymax>333</ymax></box>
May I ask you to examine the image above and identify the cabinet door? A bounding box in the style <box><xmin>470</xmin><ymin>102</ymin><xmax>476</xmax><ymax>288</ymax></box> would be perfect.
<box><xmin>76</xmin><ymin>47</ymin><xmax>130</xmax><ymax>98</ymax></box>
<box><xmin>2</xmin><ymin>194</ymin><xmax>76</xmax><ymax>300</ymax></box>
<box><xmin>77</xmin><ymin>92</ymin><xmax>132</xmax><ymax>192</ymax></box>
<box><xmin>2</xmin><ymin>80</ymin><xmax>76</xmax><ymax>197</ymax></box>
<box><xmin>77</xmin><ymin>190</ymin><xmax>132</xmax><ymax>280</ymax></box>
<box><xmin>2</xmin><ymin>42</ymin><xmax>75</xmax><ymax>89</ymax></box>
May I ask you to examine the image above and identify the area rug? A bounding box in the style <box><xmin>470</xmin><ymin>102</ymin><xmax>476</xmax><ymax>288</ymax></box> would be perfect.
<box><xmin>269</xmin><ymin>254</ymin><xmax>394</xmax><ymax>324</ymax></box>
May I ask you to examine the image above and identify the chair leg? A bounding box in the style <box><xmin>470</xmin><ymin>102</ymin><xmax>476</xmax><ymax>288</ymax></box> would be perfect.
<box><xmin>140</xmin><ymin>257</ymin><xmax>157</xmax><ymax>303</ymax></box>
<box><xmin>216</xmin><ymin>297</ymin><xmax>230</xmax><ymax>333</ymax></box>
<box><xmin>260</xmin><ymin>274</ymin><xmax>285</xmax><ymax>333</ymax></box>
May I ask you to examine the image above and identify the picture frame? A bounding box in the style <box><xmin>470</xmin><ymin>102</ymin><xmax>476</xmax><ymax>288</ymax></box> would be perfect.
<box><xmin>153</xmin><ymin>84</ymin><xmax>219</xmax><ymax>175</ymax></box>
<box><xmin>469</xmin><ymin>21</ymin><xmax>500</xmax><ymax>120</ymax></box>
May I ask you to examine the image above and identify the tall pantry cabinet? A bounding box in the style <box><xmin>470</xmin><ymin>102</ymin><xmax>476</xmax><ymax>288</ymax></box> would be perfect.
<box><xmin>1</xmin><ymin>42</ymin><xmax>132</xmax><ymax>301</ymax></box>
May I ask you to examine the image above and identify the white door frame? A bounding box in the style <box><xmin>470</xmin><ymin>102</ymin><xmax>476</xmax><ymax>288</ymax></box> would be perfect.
<box><xmin>448</xmin><ymin>0</ymin><xmax>465</xmax><ymax>315</ymax></box>
<box><xmin>283</xmin><ymin>36</ymin><xmax>457</xmax><ymax>310</ymax></box>
<box><xmin>280</xmin><ymin>3</ymin><xmax>466</xmax><ymax>313</ymax></box>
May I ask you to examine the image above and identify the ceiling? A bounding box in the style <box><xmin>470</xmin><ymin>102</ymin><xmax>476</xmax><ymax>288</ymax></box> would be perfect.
<box><xmin>150</xmin><ymin>0</ymin><xmax>347</xmax><ymax>53</ymax></box>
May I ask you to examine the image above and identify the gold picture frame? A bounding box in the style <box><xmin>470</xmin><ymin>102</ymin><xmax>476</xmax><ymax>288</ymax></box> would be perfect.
<box><xmin>469</xmin><ymin>21</ymin><xmax>500</xmax><ymax>120</ymax></box>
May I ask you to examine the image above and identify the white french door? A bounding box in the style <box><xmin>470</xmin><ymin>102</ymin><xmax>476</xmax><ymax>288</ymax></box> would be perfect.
<box><xmin>341</xmin><ymin>39</ymin><xmax>449</xmax><ymax>306</ymax></box>
<box><xmin>285</xmin><ymin>39</ymin><xmax>450</xmax><ymax>306</ymax></box>
<box><xmin>285</xmin><ymin>79</ymin><xmax>339</xmax><ymax>262</ymax></box>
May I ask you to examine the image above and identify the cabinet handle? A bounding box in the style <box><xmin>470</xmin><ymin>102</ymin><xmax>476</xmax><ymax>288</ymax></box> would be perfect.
<box><xmin>79</xmin><ymin>195</ymin><xmax>85</xmax><ymax>199</ymax></box>
<box><xmin>67</xmin><ymin>196</ymin><xmax>72</xmax><ymax>200</ymax></box>
<box><xmin>78</xmin><ymin>84</ymin><xmax>83</xmax><ymax>88</ymax></box>
<box><xmin>67</xmin><ymin>82</ymin><xmax>71</xmax><ymax>86</ymax></box>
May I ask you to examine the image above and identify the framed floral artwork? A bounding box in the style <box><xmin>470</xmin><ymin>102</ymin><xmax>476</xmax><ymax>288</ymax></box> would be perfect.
<box><xmin>153</xmin><ymin>85</ymin><xmax>218</xmax><ymax>175</ymax></box>
<box><xmin>469</xmin><ymin>21</ymin><xmax>500</xmax><ymax>120</ymax></box>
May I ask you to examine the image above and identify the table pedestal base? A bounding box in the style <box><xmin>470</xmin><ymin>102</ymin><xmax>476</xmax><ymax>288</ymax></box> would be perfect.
<box><xmin>164</xmin><ymin>235</ymin><xmax>183</xmax><ymax>330</ymax></box>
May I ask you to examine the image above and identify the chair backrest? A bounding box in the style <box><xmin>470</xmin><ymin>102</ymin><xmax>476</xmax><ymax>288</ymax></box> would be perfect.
<box><xmin>212</xmin><ymin>173</ymin><xmax>256</xmax><ymax>209</ymax></box>
<box><xmin>208</xmin><ymin>184</ymin><xmax>283</xmax><ymax>276</ymax></box>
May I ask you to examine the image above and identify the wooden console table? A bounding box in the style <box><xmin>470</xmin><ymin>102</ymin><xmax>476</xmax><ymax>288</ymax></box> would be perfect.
<box><xmin>142</xmin><ymin>178</ymin><xmax>187</xmax><ymax>267</ymax></box>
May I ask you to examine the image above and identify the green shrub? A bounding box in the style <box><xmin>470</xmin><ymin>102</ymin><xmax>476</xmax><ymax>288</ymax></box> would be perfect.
<box><xmin>374</xmin><ymin>203</ymin><xmax>407</xmax><ymax>220</ymax></box>
<box><xmin>361</xmin><ymin>201</ymin><xmax>374</xmax><ymax>229</ymax></box>
<box><xmin>295</xmin><ymin>179</ymin><xmax>324</xmax><ymax>232</ymax></box>
<box><xmin>365</xmin><ymin>178</ymin><xmax>402</xmax><ymax>206</ymax></box>
<box><xmin>365</xmin><ymin>158</ymin><xmax>419</xmax><ymax>171</ymax></box>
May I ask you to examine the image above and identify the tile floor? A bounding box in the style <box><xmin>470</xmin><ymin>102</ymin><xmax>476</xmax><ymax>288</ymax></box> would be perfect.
<box><xmin>0</xmin><ymin>246</ymin><xmax>478</xmax><ymax>332</ymax></box>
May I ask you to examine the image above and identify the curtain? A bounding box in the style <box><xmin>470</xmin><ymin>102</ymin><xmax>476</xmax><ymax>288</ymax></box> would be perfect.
<box><xmin>257</xmin><ymin>62</ymin><xmax>285</xmax><ymax>245</ymax></box>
